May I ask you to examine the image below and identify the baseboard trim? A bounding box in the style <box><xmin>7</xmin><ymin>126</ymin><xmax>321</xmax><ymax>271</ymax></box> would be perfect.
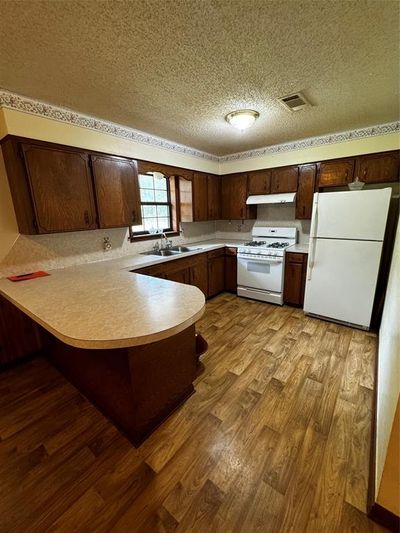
<box><xmin>368</xmin><ymin>503</ymin><xmax>400</xmax><ymax>532</ymax></box>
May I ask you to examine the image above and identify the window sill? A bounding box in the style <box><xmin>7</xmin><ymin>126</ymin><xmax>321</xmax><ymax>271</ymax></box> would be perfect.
<box><xmin>128</xmin><ymin>231</ymin><xmax>180</xmax><ymax>243</ymax></box>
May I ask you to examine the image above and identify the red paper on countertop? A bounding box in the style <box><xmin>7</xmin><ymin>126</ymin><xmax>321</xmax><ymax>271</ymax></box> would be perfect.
<box><xmin>7</xmin><ymin>271</ymin><xmax>50</xmax><ymax>282</ymax></box>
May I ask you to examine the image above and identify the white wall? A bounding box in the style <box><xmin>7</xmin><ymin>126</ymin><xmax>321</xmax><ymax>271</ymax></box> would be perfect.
<box><xmin>376</xmin><ymin>215</ymin><xmax>400</xmax><ymax>498</ymax></box>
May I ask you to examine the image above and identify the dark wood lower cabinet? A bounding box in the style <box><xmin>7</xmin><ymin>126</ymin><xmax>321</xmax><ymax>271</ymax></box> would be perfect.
<box><xmin>136</xmin><ymin>248</ymin><xmax>237</xmax><ymax>299</ymax></box>
<box><xmin>283</xmin><ymin>252</ymin><xmax>308</xmax><ymax>307</ymax></box>
<box><xmin>165</xmin><ymin>267</ymin><xmax>190</xmax><ymax>284</ymax></box>
<box><xmin>225</xmin><ymin>247</ymin><xmax>237</xmax><ymax>293</ymax></box>
<box><xmin>44</xmin><ymin>325</ymin><xmax>197</xmax><ymax>446</ymax></box>
<box><xmin>207</xmin><ymin>250</ymin><xmax>225</xmax><ymax>298</ymax></box>
<box><xmin>0</xmin><ymin>295</ymin><xmax>43</xmax><ymax>368</ymax></box>
<box><xmin>189</xmin><ymin>254</ymin><xmax>208</xmax><ymax>295</ymax></box>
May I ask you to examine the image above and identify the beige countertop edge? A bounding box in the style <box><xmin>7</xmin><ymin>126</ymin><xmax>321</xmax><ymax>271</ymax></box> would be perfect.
<box><xmin>286</xmin><ymin>244</ymin><xmax>309</xmax><ymax>254</ymax></box>
<box><xmin>0</xmin><ymin>289</ymin><xmax>206</xmax><ymax>350</ymax></box>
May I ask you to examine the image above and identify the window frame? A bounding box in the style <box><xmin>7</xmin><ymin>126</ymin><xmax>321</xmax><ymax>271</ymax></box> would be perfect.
<box><xmin>129</xmin><ymin>171</ymin><xmax>180</xmax><ymax>242</ymax></box>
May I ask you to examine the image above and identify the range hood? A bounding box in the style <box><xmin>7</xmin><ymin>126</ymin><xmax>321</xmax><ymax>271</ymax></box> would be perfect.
<box><xmin>246</xmin><ymin>192</ymin><xmax>296</xmax><ymax>205</ymax></box>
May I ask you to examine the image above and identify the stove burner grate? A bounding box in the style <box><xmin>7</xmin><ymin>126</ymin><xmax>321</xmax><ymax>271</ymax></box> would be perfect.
<box><xmin>244</xmin><ymin>240</ymin><xmax>266</xmax><ymax>247</ymax></box>
<box><xmin>267</xmin><ymin>241</ymin><xmax>290</xmax><ymax>249</ymax></box>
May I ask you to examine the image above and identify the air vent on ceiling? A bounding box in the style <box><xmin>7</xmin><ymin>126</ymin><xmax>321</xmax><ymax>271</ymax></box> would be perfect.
<box><xmin>278</xmin><ymin>92</ymin><xmax>310</xmax><ymax>112</ymax></box>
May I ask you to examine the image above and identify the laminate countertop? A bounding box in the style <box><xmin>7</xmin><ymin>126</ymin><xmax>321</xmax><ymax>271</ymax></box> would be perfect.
<box><xmin>0</xmin><ymin>239</ymin><xmax>246</xmax><ymax>350</ymax></box>
<box><xmin>287</xmin><ymin>243</ymin><xmax>310</xmax><ymax>254</ymax></box>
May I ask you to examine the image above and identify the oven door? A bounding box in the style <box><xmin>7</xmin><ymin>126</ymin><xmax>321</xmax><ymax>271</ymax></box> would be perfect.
<box><xmin>237</xmin><ymin>255</ymin><xmax>283</xmax><ymax>293</ymax></box>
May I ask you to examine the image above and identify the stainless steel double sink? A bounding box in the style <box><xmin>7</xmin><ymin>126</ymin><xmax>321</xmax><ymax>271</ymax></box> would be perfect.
<box><xmin>140</xmin><ymin>245</ymin><xmax>202</xmax><ymax>257</ymax></box>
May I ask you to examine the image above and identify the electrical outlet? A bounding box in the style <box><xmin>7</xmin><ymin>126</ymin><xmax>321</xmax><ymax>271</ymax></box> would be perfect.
<box><xmin>103</xmin><ymin>236</ymin><xmax>112</xmax><ymax>251</ymax></box>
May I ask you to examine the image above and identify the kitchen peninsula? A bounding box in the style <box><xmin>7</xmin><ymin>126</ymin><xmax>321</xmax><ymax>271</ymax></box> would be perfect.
<box><xmin>0</xmin><ymin>256</ymin><xmax>206</xmax><ymax>445</ymax></box>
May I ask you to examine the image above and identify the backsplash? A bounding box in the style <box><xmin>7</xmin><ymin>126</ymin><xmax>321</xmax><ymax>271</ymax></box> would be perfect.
<box><xmin>0</xmin><ymin>206</ymin><xmax>311</xmax><ymax>278</ymax></box>
<box><xmin>216</xmin><ymin>205</ymin><xmax>311</xmax><ymax>244</ymax></box>
<box><xmin>0</xmin><ymin>221</ymin><xmax>216</xmax><ymax>278</ymax></box>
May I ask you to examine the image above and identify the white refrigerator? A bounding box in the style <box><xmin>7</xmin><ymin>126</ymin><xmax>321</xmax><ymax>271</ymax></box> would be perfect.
<box><xmin>304</xmin><ymin>188</ymin><xmax>392</xmax><ymax>329</ymax></box>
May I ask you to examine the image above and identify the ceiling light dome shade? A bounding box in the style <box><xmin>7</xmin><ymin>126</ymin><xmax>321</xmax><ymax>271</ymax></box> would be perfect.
<box><xmin>225</xmin><ymin>109</ymin><xmax>259</xmax><ymax>130</ymax></box>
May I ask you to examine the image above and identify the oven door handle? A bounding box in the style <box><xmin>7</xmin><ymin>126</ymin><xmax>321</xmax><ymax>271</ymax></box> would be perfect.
<box><xmin>239</xmin><ymin>257</ymin><xmax>283</xmax><ymax>264</ymax></box>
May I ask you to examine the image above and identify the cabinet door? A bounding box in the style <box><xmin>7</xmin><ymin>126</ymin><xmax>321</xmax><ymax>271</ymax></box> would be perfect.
<box><xmin>271</xmin><ymin>166</ymin><xmax>298</xmax><ymax>193</ymax></box>
<box><xmin>248</xmin><ymin>170</ymin><xmax>271</xmax><ymax>195</ymax></box>
<box><xmin>190</xmin><ymin>255</ymin><xmax>208</xmax><ymax>295</ymax></box>
<box><xmin>296</xmin><ymin>164</ymin><xmax>316</xmax><ymax>219</ymax></box>
<box><xmin>221</xmin><ymin>174</ymin><xmax>256</xmax><ymax>220</ymax></box>
<box><xmin>356</xmin><ymin>152</ymin><xmax>399</xmax><ymax>183</ymax></box>
<box><xmin>91</xmin><ymin>155</ymin><xmax>141</xmax><ymax>228</ymax></box>
<box><xmin>22</xmin><ymin>144</ymin><xmax>97</xmax><ymax>233</ymax></box>
<box><xmin>165</xmin><ymin>268</ymin><xmax>190</xmax><ymax>284</ymax></box>
<box><xmin>283</xmin><ymin>253</ymin><xmax>307</xmax><ymax>306</ymax></box>
<box><xmin>225</xmin><ymin>249</ymin><xmax>237</xmax><ymax>293</ymax></box>
<box><xmin>208</xmin><ymin>256</ymin><xmax>225</xmax><ymax>297</ymax></box>
<box><xmin>207</xmin><ymin>174</ymin><xmax>221</xmax><ymax>220</ymax></box>
<box><xmin>318</xmin><ymin>159</ymin><xmax>354</xmax><ymax>187</ymax></box>
<box><xmin>0</xmin><ymin>296</ymin><xmax>42</xmax><ymax>367</ymax></box>
<box><xmin>192</xmin><ymin>172</ymin><xmax>208</xmax><ymax>221</ymax></box>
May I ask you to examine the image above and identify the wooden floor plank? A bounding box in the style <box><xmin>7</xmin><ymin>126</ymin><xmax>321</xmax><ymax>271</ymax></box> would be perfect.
<box><xmin>0</xmin><ymin>294</ymin><xmax>383</xmax><ymax>533</ymax></box>
<box><xmin>345</xmin><ymin>386</ymin><xmax>374</xmax><ymax>512</ymax></box>
<box><xmin>306</xmin><ymin>398</ymin><xmax>355</xmax><ymax>531</ymax></box>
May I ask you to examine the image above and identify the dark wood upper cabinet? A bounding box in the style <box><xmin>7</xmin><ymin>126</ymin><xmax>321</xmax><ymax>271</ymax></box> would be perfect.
<box><xmin>2</xmin><ymin>135</ymin><xmax>398</xmax><ymax>237</ymax></box>
<box><xmin>270</xmin><ymin>166</ymin><xmax>298</xmax><ymax>193</ymax></box>
<box><xmin>192</xmin><ymin>172</ymin><xmax>208</xmax><ymax>221</ymax></box>
<box><xmin>179</xmin><ymin>172</ymin><xmax>209</xmax><ymax>223</ymax></box>
<box><xmin>91</xmin><ymin>155</ymin><xmax>141</xmax><ymax>228</ymax></box>
<box><xmin>221</xmin><ymin>173</ymin><xmax>256</xmax><ymax>220</ymax></box>
<box><xmin>296</xmin><ymin>164</ymin><xmax>317</xmax><ymax>220</ymax></box>
<box><xmin>355</xmin><ymin>151</ymin><xmax>399</xmax><ymax>184</ymax></box>
<box><xmin>22</xmin><ymin>144</ymin><xmax>97</xmax><ymax>233</ymax></box>
<box><xmin>248</xmin><ymin>169</ymin><xmax>271</xmax><ymax>195</ymax></box>
<box><xmin>207</xmin><ymin>174</ymin><xmax>221</xmax><ymax>220</ymax></box>
<box><xmin>318</xmin><ymin>159</ymin><xmax>355</xmax><ymax>187</ymax></box>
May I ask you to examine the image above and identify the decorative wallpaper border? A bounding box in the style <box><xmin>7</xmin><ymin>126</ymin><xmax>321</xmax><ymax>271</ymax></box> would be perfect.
<box><xmin>0</xmin><ymin>90</ymin><xmax>219</xmax><ymax>162</ymax></box>
<box><xmin>0</xmin><ymin>90</ymin><xmax>398</xmax><ymax>163</ymax></box>
<box><xmin>219</xmin><ymin>121</ymin><xmax>400</xmax><ymax>162</ymax></box>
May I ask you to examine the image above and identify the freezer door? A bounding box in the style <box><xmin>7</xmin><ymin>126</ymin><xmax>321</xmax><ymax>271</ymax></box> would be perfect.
<box><xmin>304</xmin><ymin>238</ymin><xmax>383</xmax><ymax>328</ymax></box>
<box><xmin>312</xmin><ymin>188</ymin><xmax>391</xmax><ymax>241</ymax></box>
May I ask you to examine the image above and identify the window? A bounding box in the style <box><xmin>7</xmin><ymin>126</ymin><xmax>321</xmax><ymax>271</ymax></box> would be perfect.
<box><xmin>131</xmin><ymin>171</ymin><xmax>172</xmax><ymax>234</ymax></box>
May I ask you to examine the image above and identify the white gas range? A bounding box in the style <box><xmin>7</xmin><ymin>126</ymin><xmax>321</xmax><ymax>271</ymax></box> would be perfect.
<box><xmin>237</xmin><ymin>227</ymin><xmax>297</xmax><ymax>305</ymax></box>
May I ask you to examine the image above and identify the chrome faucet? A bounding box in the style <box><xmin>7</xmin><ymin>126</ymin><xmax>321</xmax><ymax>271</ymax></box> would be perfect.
<box><xmin>159</xmin><ymin>232</ymin><xmax>172</xmax><ymax>250</ymax></box>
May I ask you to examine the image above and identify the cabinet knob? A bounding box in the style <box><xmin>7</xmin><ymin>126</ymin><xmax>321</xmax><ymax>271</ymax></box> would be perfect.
<box><xmin>363</xmin><ymin>169</ymin><xmax>367</xmax><ymax>178</ymax></box>
<box><xmin>84</xmin><ymin>210</ymin><xmax>90</xmax><ymax>225</ymax></box>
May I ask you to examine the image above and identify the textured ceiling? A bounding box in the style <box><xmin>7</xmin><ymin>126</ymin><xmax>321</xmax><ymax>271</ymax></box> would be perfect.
<box><xmin>0</xmin><ymin>0</ymin><xmax>399</xmax><ymax>156</ymax></box>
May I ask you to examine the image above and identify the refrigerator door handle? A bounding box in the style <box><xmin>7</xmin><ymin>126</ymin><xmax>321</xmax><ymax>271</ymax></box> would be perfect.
<box><xmin>307</xmin><ymin>193</ymin><xmax>319</xmax><ymax>280</ymax></box>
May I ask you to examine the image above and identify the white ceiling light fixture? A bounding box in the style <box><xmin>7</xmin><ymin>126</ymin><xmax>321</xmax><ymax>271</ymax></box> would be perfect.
<box><xmin>225</xmin><ymin>109</ymin><xmax>260</xmax><ymax>131</ymax></box>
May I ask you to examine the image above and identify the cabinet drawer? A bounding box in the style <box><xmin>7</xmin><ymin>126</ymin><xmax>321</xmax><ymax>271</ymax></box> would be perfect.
<box><xmin>286</xmin><ymin>252</ymin><xmax>307</xmax><ymax>264</ymax></box>
<box><xmin>208</xmin><ymin>248</ymin><xmax>225</xmax><ymax>259</ymax></box>
<box><xmin>225</xmin><ymin>247</ymin><xmax>237</xmax><ymax>256</ymax></box>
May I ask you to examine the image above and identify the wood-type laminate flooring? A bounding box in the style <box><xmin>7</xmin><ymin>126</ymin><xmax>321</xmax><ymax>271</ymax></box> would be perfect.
<box><xmin>0</xmin><ymin>294</ymin><xmax>388</xmax><ymax>532</ymax></box>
